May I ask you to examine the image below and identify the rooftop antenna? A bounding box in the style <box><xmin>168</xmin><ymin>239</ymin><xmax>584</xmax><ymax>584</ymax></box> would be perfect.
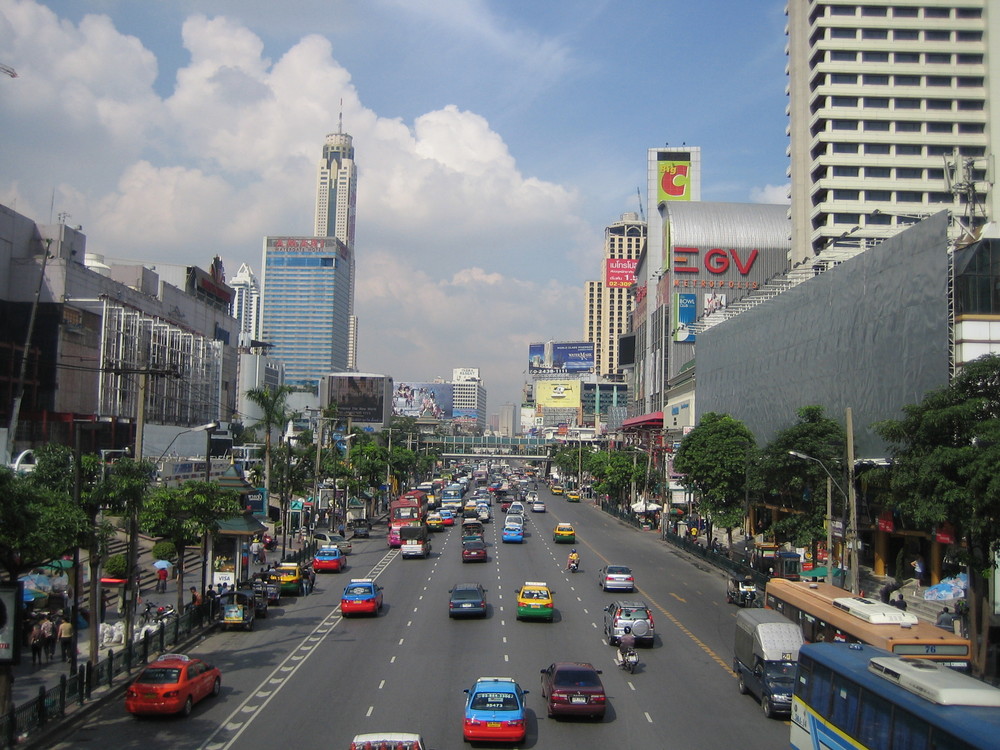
<box><xmin>338</xmin><ymin>98</ymin><xmax>343</xmax><ymax>134</ymax></box>
<box><xmin>636</xmin><ymin>187</ymin><xmax>646</xmax><ymax>223</ymax></box>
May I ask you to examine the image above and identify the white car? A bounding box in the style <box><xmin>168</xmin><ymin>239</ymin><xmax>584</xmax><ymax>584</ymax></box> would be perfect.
<box><xmin>531</xmin><ymin>500</ymin><xmax>546</xmax><ymax>513</ymax></box>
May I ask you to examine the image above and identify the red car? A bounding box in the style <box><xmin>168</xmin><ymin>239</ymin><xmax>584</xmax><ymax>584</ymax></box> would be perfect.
<box><xmin>462</xmin><ymin>540</ymin><xmax>488</xmax><ymax>562</ymax></box>
<box><xmin>313</xmin><ymin>546</ymin><xmax>345</xmax><ymax>573</ymax></box>
<box><xmin>539</xmin><ymin>662</ymin><xmax>607</xmax><ymax>720</ymax></box>
<box><xmin>125</xmin><ymin>653</ymin><xmax>221</xmax><ymax>717</ymax></box>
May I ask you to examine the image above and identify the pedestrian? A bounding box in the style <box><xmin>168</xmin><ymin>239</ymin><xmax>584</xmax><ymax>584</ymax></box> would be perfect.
<box><xmin>892</xmin><ymin>593</ymin><xmax>908</xmax><ymax>611</ymax></box>
<box><xmin>189</xmin><ymin>586</ymin><xmax>203</xmax><ymax>609</ymax></box>
<box><xmin>29</xmin><ymin>621</ymin><xmax>43</xmax><ymax>665</ymax></box>
<box><xmin>156</xmin><ymin>565</ymin><xmax>169</xmax><ymax>593</ymax></box>
<box><xmin>911</xmin><ymin>555</ymin><xmax>926</xmax><ymax>588</ymax></box>
<box><xmin>250</xmin><ymin>539</ymin><xmax>263</xmax><ymax>564</ymax></box>
<box><xmin>39</xmin><ymin>614</ymin><xmax>55</xmax><ymax>661</ymax></box>
<box><xmin>936</xmin><ymin>607</ymin><xmax>955</xmax><ymax>629</ymax></box>
<box><xmin>100</xmin><ymin>589</ymin><xmax>110</xmax><ymax>623</ymax></box>
<box><xmin>57</xmin><ymin>616</ymin><xmax>74</xmax><ymax>662</ymax></box>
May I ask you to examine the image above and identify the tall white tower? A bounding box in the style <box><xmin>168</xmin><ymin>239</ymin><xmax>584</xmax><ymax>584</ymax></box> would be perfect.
<box><xmin>315</xmin><ymin>121</ymin><xmax>359</xmax><ymax>369</ymax></box>
<box><xmin>229</xmin><ymin>262</ymin><xmax>261</xmax><ymax>345</ymax></box>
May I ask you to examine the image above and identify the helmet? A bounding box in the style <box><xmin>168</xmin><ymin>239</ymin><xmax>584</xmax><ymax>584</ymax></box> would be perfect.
<box><xmin>571</xmin><ymin>549</ymin><xmax>577</xmax><ymax>553</ymax></box>
<box><xmin>623</xmin><ymin>626</ymin><xmax>632</xmax><ymax>635</ymax></box>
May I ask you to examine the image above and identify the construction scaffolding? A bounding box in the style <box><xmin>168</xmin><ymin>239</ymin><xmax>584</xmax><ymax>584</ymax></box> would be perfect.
<box><xmin>98</xmin><ymin>301</ymin><xmax>221</xmax><ymax>425</ymax></box>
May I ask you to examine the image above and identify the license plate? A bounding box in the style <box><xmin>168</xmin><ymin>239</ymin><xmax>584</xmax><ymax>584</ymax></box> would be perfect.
<box><xmin>530</xmin><ymin>604</ymin><xmax>540</xmax><ymax>608</ymax></box>
<box><xmin>571</xmin><ymin>695</ymin><xmax>587</xmax><ymax>704</ymax></box>
<box><xmin>144</xmin><ymin>692</ymin><xmax>158</xmax><ymax>699</ymax></box>
<box><xmin>487</xmin><ymin>722</ymin><xmax>501</xmax><ymax>728</ymax></box>
<box><xmin>461</xmin><ymin>603</ymin><xmax>472</xmax><ymax>608</ymax></box>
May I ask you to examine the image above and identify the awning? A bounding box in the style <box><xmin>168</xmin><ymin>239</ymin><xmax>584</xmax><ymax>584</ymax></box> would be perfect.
<box><xmin>215</xmin><ymin>513</ymin><xmax>268</xmax><ymax>536</ymax></box>
<box><xmin>622</xmin><ymin>411</ymin><xmax>663</xmax><ymax>430</ymax></box>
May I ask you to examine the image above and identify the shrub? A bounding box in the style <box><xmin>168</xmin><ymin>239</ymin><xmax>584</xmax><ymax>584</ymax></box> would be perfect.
<box><xmin>151</xmin><ymin>541</ymin><xmax>177</xmax><ymax>562</ymax></box>
<box><xmin>104</xmin><ymin>553</ymin><xmax>128</xmax><ymax>579</ymax></box>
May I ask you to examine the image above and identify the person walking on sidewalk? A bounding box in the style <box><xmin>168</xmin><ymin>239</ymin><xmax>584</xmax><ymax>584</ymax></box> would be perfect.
<box><xmin>39</xmin><ymin>615</ymin><xmax>55</xmax><ymax>661</ymax></box>
<box><xmin>57</xmin><ymin>616</ymin><xmax>74</xmax><ymax>662</ymax></box>
<box><xmin>29</xmin><ymin>621</ymin><xmax>43</xmax><ymax>665</ymax></box>
<box><xmin>156</xmin><ymin>565</ymin><xmax>169</xmax><ymax>593</ymax></box>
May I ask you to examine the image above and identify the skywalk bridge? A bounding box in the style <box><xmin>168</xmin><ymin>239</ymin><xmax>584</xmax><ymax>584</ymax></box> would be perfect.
<box><xmin>422</xmin><ymin>435</ymin><xmax>552</xmax><ymax>461</ymax></box>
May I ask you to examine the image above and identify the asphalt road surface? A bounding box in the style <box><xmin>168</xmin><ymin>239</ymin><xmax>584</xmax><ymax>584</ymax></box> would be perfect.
<box><xmin>51</xmin><ymin>484</ymin><xmax>789</xmax><ymax>749</ymax></box>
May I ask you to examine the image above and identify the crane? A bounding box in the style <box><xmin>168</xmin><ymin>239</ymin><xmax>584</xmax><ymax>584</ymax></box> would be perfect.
<box><xmin>1</xmin><ymin>63</ymin><xmax>17</xmax><ymax>78</ymax></box>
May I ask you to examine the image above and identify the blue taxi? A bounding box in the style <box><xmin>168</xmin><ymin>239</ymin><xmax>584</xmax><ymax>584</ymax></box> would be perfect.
<box><xmin>502</xmin><ymin>525</ymin><xmax>524</xmax><ymax>543</ymax></box>
<box><xmin>340</xmin><ymin>578</ymin><xmax>383</xmax><ymax>617</ymax></box>
<box><xmin>463</xmin><ymin>677</ymin><xmax>529</xmax><ymax>743</ymax></box>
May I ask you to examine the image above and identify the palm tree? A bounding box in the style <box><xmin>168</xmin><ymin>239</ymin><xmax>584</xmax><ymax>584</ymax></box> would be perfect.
<box><xmin>245</xmin><ymin>385</ymin><xmax>293</xmax><ymax>518</ymax></box>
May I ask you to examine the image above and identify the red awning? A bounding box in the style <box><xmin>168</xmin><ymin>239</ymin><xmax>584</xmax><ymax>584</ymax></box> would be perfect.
<box><xmin>622</xmin><ymin>411</ymin><xmax>663</xmax><ymax>430</ymax></box>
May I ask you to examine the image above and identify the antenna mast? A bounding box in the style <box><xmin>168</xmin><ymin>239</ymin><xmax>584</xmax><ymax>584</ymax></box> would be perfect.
<box><xmin>636</xmin><ymin>187</ymin><xmax>646</xmax><ymax>223</ymax></box>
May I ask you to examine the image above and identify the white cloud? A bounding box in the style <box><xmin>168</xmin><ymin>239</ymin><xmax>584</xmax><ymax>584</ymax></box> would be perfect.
<box><xmin>749</xmin><ymin>183</ymin><xmax>790</xmax><ymax>205</ymax></box>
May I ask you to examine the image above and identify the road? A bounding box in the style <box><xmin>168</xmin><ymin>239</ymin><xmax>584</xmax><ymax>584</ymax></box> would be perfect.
<box><xmin>52</xmin><ymin>484</ymin><xmax>789</xmax><ymax>749</ymax></box>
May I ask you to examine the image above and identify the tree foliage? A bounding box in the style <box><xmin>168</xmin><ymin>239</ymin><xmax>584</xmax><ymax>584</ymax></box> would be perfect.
<box><xmin>874</xmin><ymin>353</ymin><xmax>1000</xmax><ymax>676</ymax></box>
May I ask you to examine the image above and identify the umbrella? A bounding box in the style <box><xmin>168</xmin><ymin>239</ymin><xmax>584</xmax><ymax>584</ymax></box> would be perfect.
<box><xmin>18</xmin><ymin>573</ymin><xmax>53</xmax><ymax>592</ymax></box>
<box><xmin>41</xmin><ymin>559</ymin><xmax>74</xmax><ymax>570</ymax></box>
<box><xmin>802</xmin><ymin>566</ymin><xmax>844</xmax><ymax>579</ymax></box>
<box><xmin>153</xmin><ymin>559</ymin><xmax>173</xmax><ymax>570</ymax></box>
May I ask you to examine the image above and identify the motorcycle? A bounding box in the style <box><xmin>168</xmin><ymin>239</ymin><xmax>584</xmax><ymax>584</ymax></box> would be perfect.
<box><xmin>568</xmin><ymin>558</ymin><xmax>579</xmax><ymax>573</ymax></box>
<box><xmin>616</xmin><ymin>648</ymin><xmax>639</xmax><ymax>673</ymax></box>
<box><xmin>262</xmin><ymin>534</ymin><xmax>278</xmax><ymax>552</ymax></box>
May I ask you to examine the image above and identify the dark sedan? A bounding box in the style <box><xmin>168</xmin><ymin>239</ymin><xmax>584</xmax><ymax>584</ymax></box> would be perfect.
<box><xmin>539</xmin><ymin>662</ymin><xmax>606</xmax><ymax>720</ymax></box>
<box><xmin>462</xmin><ymin>540</ymin><xmax>488</xmax><ymax>563</ymax></box>
<box><xmin>449</xmin><ymin>582</ymin><xmax>487</xmax><ymax>618</ymax></box>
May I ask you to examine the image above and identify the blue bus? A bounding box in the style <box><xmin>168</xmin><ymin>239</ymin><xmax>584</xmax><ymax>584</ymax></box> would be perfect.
<box><xmin>791</xmin><ymin>642</ymin><xmax>1000</xmax><ymax>750</ymax></box>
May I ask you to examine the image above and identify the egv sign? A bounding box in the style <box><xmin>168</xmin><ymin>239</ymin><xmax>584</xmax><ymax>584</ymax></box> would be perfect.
<box><xmin>672</xmin><ymin>247</ymin><xmax>759</xmax><ymax>276</ymax></box>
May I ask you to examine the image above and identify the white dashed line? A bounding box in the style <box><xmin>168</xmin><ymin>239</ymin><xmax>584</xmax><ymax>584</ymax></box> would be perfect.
<box><xmin>367</xmin><ymin>706</ymin><xmax>374</xmax><ymax>717</ymax></box>
<box><xmin>644</xmin><ymin>711</ymin><xmax>653</xmax><ymax>723</ymax></box>
<box><xmin>379</xmin><ymin>680</ymin><xmax>385</xmax><ymax>689</ymax></box>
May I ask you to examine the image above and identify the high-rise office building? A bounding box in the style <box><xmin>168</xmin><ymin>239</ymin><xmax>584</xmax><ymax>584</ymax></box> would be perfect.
<box><xmin>229</xmin><ymin>262</ymin><xmax>261</xmax><ymax>345</ymax></box>
<box><xmin>315</xmin><ymin>128</ymin><xmax>359</xmax><ymax>369</ymax></box>
<box><xmin>452</xmin><ymin>367</ymin><xmax>487</xmax><ymax>432</ymax></box>
<box><xmin>259</xmin><ymin>236</ymin><xmax>353</xmax><ymax>388</ymax></box>
<box><xmin>786</xmin><ymin>1</ymin><xmax>998</xmax><ymax>263</ymax></box>
<box><xmin>585</xmin><ymin>212</ymin><xmax>645</xmax><ymax>379</ymax></box>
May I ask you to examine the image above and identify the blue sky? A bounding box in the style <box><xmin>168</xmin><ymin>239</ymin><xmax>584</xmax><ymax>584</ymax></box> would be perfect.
<box><xmin>0</xmin><ymin>0</ymin><xmax>790</xmax><ymax>412</ymax></box>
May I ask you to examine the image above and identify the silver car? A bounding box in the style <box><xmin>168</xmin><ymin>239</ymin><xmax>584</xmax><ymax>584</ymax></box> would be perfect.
<box><xmin>603</xmin><ymin>600</ymin><xmax>654</xmax><ymax>647</ymax></box>
<box><xmin>598</xmin><ymin>565</ymin><xmax>635</xmax><ymax>592</ymax></box>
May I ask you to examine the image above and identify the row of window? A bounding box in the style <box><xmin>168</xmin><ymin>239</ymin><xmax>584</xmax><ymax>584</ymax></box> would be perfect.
<box><xmin>829</xmin><ymin>165</ymin><xmax>949</xmax><ymax>179</ymax></box>
<box><xmin>826</xmin><ymin>50</ymin><xmax>983</xmax><ymax>65</ymax></box>
<box><xmin>828</xmin><ymin>96</ymin><xmax>984</xmax><ymax>111</ymax></box>
<box><xmin>814</xmin><ymin>142</ymin><xmax>986</xmax><ymax>158</ymax></box>
<box><xmin>827</xmin><ymin>73</ymin><xmax>984</xmax><ymax>87</ymax></box>
<box><xmin>825</xmin><ymin>5</ymin><xmax>982</xmax><ymax>20</ymax></box>
<box><xmin>829</xmin><ymin>189</ymin><xmax>956</xmax><ymax>203</ymax></box>
<box><xmin>823</xmin><ymin>27</ymin><xmax>983</xmax><ymax>42</ymax></box>
<box><xmin>828</xmin><ymin>120</ymin><xmax>985</xmax><ymax>135</ymax></box>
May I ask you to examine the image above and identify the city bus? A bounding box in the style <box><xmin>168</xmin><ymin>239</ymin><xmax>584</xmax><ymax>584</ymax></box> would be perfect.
<box><xmin>387</xmin><ymin>490</ymin><xmax>429</xmax><ymax>548</ymax></box>
<box><xmin>765</xmin><ymin>579</ymin><xmax>970</xmax><ymax>671</ymax></box>
<box><xmin>790</xmin><ymin>642</ymin><xmax>1000</xmax><ymax>750</ymax></box>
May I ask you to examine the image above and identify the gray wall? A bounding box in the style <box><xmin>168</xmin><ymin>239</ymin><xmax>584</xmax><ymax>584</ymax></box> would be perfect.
<box><xmin>697</xmin><ymin>213</ymin><xmax>951</xmax><ymax>458</ymax></box>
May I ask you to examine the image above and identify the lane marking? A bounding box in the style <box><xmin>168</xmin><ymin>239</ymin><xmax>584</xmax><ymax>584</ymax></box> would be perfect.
<box><xmin>390</xmin><ymin>656</ymin><xmax>396</xmax><ymax>664</ymax></box>
<box><xmin>644</xmin><ymin>711</ymin><xmax>653</xmax><ymax>723</ymax></box>
<box><xmin>367</xmin><ymin>706</ymin><xmax>374</xmax><ymax>717</ymax></box>
<box><xmin>670</xmin><ymin>592</ymin><xmax>687</xmax><ymax>603</ymax></box>
<box><xmin>378</xmin><ymin>680</ymin><xmax>385</xmax><ymax>689</ymax></box>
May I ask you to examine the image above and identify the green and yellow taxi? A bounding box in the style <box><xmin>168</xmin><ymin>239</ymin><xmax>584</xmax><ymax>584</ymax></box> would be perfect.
<box><xmin>551</xmin><ymin>485</ymin><xmax>564</xmax><ymax>495</ymax></box>
<box><xmin>426</xmin><ymin>512</ymin><xmax>444</xmax><ymax>531</ymax></box>
<box><xmin>553</xmin><ymin>522</ymin><xmax>576</xmax><ymax>544</ymax></box>
<box><xmin>274</xmin><ymin>563</ymin><xmax>305</xmax><ymax>594</ymax></box>
<box><xmin>515</xmin><ymin>581</ymin><xmax>554</xmax><ymax>622</ymax></box>
<box><xmin>566</xmin><ymin>490</ymin><xmax>581</xmax><ymax>502</ymax></box>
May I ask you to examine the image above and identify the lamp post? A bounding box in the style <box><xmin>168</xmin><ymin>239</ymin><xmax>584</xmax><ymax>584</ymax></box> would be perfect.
<box><xmin>788</xmin><ymin>450</ymin><xmax>857</xmax><ymax>592</ymax></box>
<box><xmin>72</xmin><ymin>420</ymin><xmax>102</xmax><ymax>675</ymax></box>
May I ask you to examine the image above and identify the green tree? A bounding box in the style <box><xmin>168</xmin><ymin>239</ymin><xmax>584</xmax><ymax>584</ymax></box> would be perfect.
<box><xmin>758</xmin><ymin>406</ymin><xmax>846</xmax><ymax>549</ymax></box>
<box><xmin>874</xmin><ymin>353</ymin><xmax>1000</xmax><ymax>677</ymax></box>
<box><xmin>588</xmin><ymin>449</ymin><xmax>644</xmax><ymax>507</ymax></box>
<box><xmin>672</xmin><ymin>413</ymin><xmax>756</xmax><ymax>550</ymax></box>
<box><xmin>245</xmin><ymin>384</ymin><xmax>294</xmax><ymax>510</ymax></box>
<box><xmin>141</xmin><ymin>481</ymin><xmax>243</xmax><ymax>612</ymax></box>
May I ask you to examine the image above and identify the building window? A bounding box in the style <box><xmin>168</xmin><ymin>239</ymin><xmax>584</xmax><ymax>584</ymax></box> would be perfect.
<box><xmin>833</xmin><ymin>189</ymin><xmax>861</xmax><ymax>200</ymax></box>
<box><xmin>868</xmin><ymin>212</ymin><xmax>892</xmax><ymax>225</ymax></box>
<box><xmin>863</xmin><ymin>74</ymin><xmax>890</xmax><ymax>85</ymax></box>
<box><xmin>865</xmin><ymin>190</ymin><xmax>891</xmax><ymax>201</ymax></box>
<box><xmin>927</xmin><ymin>144</ymin><xmax>953</xmax><ymax>156</ymax></box>
<box><xmin>833</xmin><ymin>213</ymin><xmax>861</xmax><ymax>224</ymax></box>
<box><xmin>895</xmin><ymin>121</ymin><xmax>921</xmax><ymax>133</ymax></box>
<box><xmin>894</xmin><ymin>74</ymin><xmax>921</xmax><ymax>86</ymax></box>
<box><xmin>862</xmin><ymin>29</ymin><xmax>889</xmax><ymax>40</ymax></box>
<box><xmin>896</xmin><ymin>191</ymin><xmax>923</xmax><ymax>203</ymax></box>
<box><xmin>865</xmin><ymin>143</ymin><xmax>891</xmax><ymax>155</ymax></box>
<box><xmin>927</xmin><ymin>76</ymin><xmax>952</xmax><ymax>87</ymax></box>
<box><xmin>893</xmin><ymin>7</ymin><xmax>918</xmax><ymax>18</ymax></box>
<box><xmin>832</xmin><ymin>119</ymin><xmax>859</xmax><ymax>130</ymax></box>
<box><xmin>894</xmin><ymin>29</ymin><xmax>919</xmax><ymax>41</ymax></box>
<box><xmin>895</xmin><ymin>98</ymin><xmax>921</xmax><ymax>109</ymax></box>
<box><xmin>833</xmin><ymin>166</ymin><xmax>861</xmax><ymax>177</ymax></box>
<box><xmin>864</xmin><ymin>121</ymin><xmax>891</xmax><ymax>131</ymax></box>
<box><xmin>927</xmin><ymin>122</ymin><xmax>953</xmax><ymax>134</ymax></box>
<box><xmin>830</xmin><ymin>50</ymin><xmax>857</xmax><ymax>61</ymax></box>
<box><xmin>897</xmin><ymin>167</ymin><xmax>922</xmax><ymax>179</ymax></box>
<box><xmin>894</xmin><ymin>52</ymin><xmax>919</xmax><ymax>63</ymax></box>
<box><xmin>830</xmin><ymin>5</ymin><xmax>855</xmax><ymax>15</ymax></box>
<box><xmin>864</xmin><ymin>97</ymin><xmax>889</xmax><ymax>108</ymax></box>
<box><xmin>924</xmin><ymin>30</ymin><xmax>951</xmax><ymax>42</ymax></box>
<box><xmin>896</xmin><ymin>143</ymin><xmax>922</xmax><ymax>155</ymax></box>
<box><xmin>831</xmin><ymin>73</ymin><xmax>859</xmax><ymax>84</ymax></box>
<box><xmin>927</xmin><ymin>168</ymin><xmax>945</xmax><ymax>181</ymax></box>
<box><xmin>926</xmin><ymin>99</ymin><xmax>953</xmax><ymax>110</ymax></box>
<box><xmin>833</xmin><ymin>142</ymin><xmax>860</xmax><ymax>154</ymax></box>
<box><xmin>958</xmin><ymin>77</ymin><xmax>985</xmax><ymax>88</ymax></box>
<box><xmin>958</xmin><ymin>122</ymin><xmax>985</xmax><ymax>135</ymax></box>
<box><xmin>956</xmin><ymin>8</ymin><xmax>983</xmax><ymax>19</ymax></box>
<box><xmin>956</xmin><ymin>30</ymin><xmax>983</xmax><ymax>42</ymax></box>
<box><xmin>832</xmin><ymin>96</ymin><xmax>859</xmax><ymax>107</ymax></box>
<box><xmin>860</xmin><ymin>5</ymin><xmax>887</xmax><ymax>16</ymax></box>
<box><xmin>926</xmin><ymin>53</ymin><xmax>952</xmax><ymax>65</ymax></box>
<box><xmin>924</xmin><ymin>6</ymin><xmax>950</xmax><ymax>18</ymax></box>
<box><xmin>957</xmin><ymin>53</ymin><xmax>984</xmax><ymax>65</ymax></box>
<box><xmin>865</xmin><ymin>166</ymin><xmax>891</xmax><ymax>178</ymax></box>
<box><xmin>830</xmin><ymin>27</ymin><xmax>857</xmax><ymax>39</ymax></box>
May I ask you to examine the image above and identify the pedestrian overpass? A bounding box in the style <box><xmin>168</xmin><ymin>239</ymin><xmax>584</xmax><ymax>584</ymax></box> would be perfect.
<box><xmin>421</xmin><ymin>435</ymin><xmax>552</xmax><ymax>461</ymax></box>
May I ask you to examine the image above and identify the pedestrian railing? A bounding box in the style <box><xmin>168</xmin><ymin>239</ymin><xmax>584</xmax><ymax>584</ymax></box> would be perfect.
<box><xmin>1</xmin><ymin>601</ymin><xmax>220</xmax><ymax>749</ymax></box>
<box><xmin>661</xmin><ymin>529</ymin><xmax>769</xmax><ymax>588</ymax></box>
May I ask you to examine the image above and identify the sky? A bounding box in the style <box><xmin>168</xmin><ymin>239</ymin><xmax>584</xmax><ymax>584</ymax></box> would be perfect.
<box><xmin>0</xmin><ymin>0</ymin><xmax>791</xmax><ymax>414</ymax></box>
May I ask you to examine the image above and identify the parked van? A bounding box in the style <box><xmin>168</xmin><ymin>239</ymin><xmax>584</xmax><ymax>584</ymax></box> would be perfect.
<box><xmin>733</xmin><ymin>608</ymin><xmax>803</xmax><ymax>718</ymax></box>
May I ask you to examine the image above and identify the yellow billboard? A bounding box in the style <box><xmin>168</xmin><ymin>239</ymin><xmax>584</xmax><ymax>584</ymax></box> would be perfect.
<box><xmin>535</xmin><ymin>380</ymin><xmax>582</xmax><ymax>408</ymax></box>
<box><xmin>658</xmin><ymin>160</ymin><xmax>692</xmax><ymax>202</ymax></box>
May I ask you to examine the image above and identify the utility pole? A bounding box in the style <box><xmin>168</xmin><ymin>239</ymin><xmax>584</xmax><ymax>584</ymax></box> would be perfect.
<box><xmin>846</xmin><ymin>407</ymin><xmax>859</xmax><ymax>594</ymax></box>
<box><xmin>124</xmin><ymin>371</ymin><xmax>147</xmax><ymax>651</ymax></box>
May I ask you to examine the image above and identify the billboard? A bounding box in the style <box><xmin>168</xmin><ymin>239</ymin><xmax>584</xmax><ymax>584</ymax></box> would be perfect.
<box><xmin>605</xmin><ymin>258</ymin><xmax>639</xmax><ymax>288</ymax></box>
<box><xmin>536</xmin><ymin>380</ymin><xmax>582</xmax><ymax>408</ymax></box>
<box><xmin>323</xmin><ymin>375</ymin><xmax>387</xmax><ymax>423</ymax></box>
<box><xmin>392</xmin><ymin>382</ymin><xmax>454</xmax><ymax>419</ymax></box>
<box><xmin>672</xmin><ymin>293</ymin><xmax>696</xmax><ymax>343</ymax></box>
<box><xmin>528</xmin><ymin>341</ymin><xmax>595</xmax><ymax>374</ymax></box>
<box><xmin>658</xmin><ymin>159</ymin><xmax>692</xmax><ymax>202</ymax></box>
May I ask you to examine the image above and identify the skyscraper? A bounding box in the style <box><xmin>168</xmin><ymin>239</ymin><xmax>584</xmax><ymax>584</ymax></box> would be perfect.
<box><xmin>585</xmin><ymin>212</ymin><xmax>645</xmax><ymax>379</ymax></box>
<box><xmin>229</xmin><ymin>262</ymin><xmax>261</xmax><ymax>345</ymax></box>
<box><xmin>315</xmin><ymin>127</ymin><xmax>359</xmax><ymax>369</ymax></box>
<box><xmin>786</xmin><ymin>1</ymin><xmax>998</xmax><ymax>264</ymax></box>
<box><xmin>259</xmin><ymin>236</ymin><xmax>352</xmax><ymax>388</ymax></box>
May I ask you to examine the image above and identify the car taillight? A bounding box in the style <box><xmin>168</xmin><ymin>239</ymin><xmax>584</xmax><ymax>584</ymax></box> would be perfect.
<box><xmin>551</xmin><ymin>691</ymin><xmax>570</xmax><ymax>703</ymax></box>
<box><xmin>626</xmin><ymin>576</ymin><xmax>634</xmax><ymax>581</ymax></box>
<box><xmin>162</xmin><ymin>690</ymin><xmax>180</xmax><ymax>698</ymax></box>
<box><xmin>506</xmin><ymin>719</ymin><xmax>524</xmax><ymax>728</ymax></box>
<box><xmin>592</xmin><ymin>694</ymin><xmax>606</xmax><ymax>703</ymax></box>
<box><xmin>464</xmin><ymin>717</ymin><xmax>482</xmax><ymax>726</ymax></box>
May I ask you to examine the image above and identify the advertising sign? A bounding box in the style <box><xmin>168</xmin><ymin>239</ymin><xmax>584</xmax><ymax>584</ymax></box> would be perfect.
<box><xmin>392</xmin><ymin>382</ymin><xmax>454</xmax><ymax>419</ymax></box>
<box><xmin>0</xmin><ymin>582</ymin><xmax>23</xmax><ymax>665</ymax></box>
<box><xmin>672</xmin><ymin>293</ymin><xmax>696</xmax><ymax>343</ymax></box>
<box><xmin>605</xmin><ymin>258</ymin><xmax>639</xmax><ymax>288</ymax></box>
<box><xmin>326</xmin><ymin>375</ymin><xmax>386</xmax><ymax>422</ymax></box>
<box><xmin>658</xmin><ymin>160</ymin><xmax>692</xmax><ymax>202</ymax></box>
<box><xmin>453</xmin><ymin>407</ymin><xmax>479</xmax><ymax>423</ymax></box>
<box><xmin>703</xmin><ymin>292</ymin><xmax>727</xmax><ymax>316</ymax></box>
<box><xmin>536</xmin><ymin>381</ymin><xmax>582</xmax><ymax>408</ymax></box>
<box><xmin>528</xmin><ymin>341</ymin><xmax>595</xmax><ymax>374</ymax></box>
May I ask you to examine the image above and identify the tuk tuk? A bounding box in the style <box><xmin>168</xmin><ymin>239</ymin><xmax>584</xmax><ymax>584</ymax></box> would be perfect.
<box><xmin>461</xmin><ymin>519</ymin><xmax>485</xmax><ymax>543</ymax></box>
<box><xmin>218</xmin><ymin>588</ymin><xmax>257</xmax><ymax>631</ymax></box>
<box><xmin>253</xmin><ymin>571</ymin><xmax>281</xmax><ymax>605</ymax></box>
<box><xmin>727</xmin><ymin>575</ymin><xmax>759</xmax><ymax>608</ymax></box>
<box><xmin>350</xmin><ymin>518</ymin><xmax>371</xmax><ymax>539</ymax></box>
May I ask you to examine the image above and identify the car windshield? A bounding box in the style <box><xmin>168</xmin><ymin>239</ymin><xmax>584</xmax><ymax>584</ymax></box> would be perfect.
<box><xmin>619</xmin><ymin>607</ymin><xmax>649</xmax><ymax>619</ymax></box>
<box><xmin>471</xmin><ymin>692</ymin><xmax>519</xmax><ymax>711</ymax></box>
<box><xmin>347</xmin><ymin>586</ymin><xmax>372</xmax><ymax>595</ymax></box>
<box><xmin>136</xmin><ymin>667</ymin><xmax>181</xmax><ymax>684</ymax></box>
<box><xmin>553</xmin><ymin>669</ymin><xmax>601</xmax><ymax>688</ymax></box>
<box><xmin>521</xmin><ymin>589</ymin><xmax>547</xmax><ymax>599</ymax></box>
<box><xmin>606</xmin><ymin>566</ymin><xmax>631</xmax><ymax>575</ymax></box>
<box><xmin>464</xmin><ymin>542</ymin><xmax>485</xmax><ymax>550</ymax></box>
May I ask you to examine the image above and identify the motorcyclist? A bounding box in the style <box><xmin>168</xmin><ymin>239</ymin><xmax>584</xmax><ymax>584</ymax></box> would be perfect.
<box><xmin>566</xmin><ymin>549</ymin><xmax>580</xmax><ymax>571</ymax></box>
<box><xmin>618</xmin><ymin>625</ymin><xmax>637</xmax><ymax>662</ymax></box>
